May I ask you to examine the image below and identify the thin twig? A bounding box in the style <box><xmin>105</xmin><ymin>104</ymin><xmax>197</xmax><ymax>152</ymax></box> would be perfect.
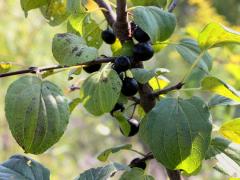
<box><xmin>168</xmin><ymin>0</ymin><xmax>179</xmax><ymax>12</ymax></box>
<box><xmin>151</xmin><ymin>82</ymin><xmax>184</xmax><ymax>97</ymax></box>
<box><xmin>93</xmin><ymin>0</ymin><xmax>116</xmax><ymax>26</ymax></box>
<box><xmin>0</xmin><ymin>57</ymin><xmax>115</xmax><ymax>78</ymax></box>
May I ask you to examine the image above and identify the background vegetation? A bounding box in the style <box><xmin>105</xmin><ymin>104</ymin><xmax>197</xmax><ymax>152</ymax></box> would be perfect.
<box><xmin>0</xmin><ymin>0</ymin><xmax>240</xmax><ymax>179</ymax></box>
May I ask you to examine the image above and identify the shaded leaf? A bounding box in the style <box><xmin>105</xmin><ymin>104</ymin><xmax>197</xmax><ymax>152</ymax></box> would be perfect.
<box><xmin>140</xmin><ymin>97</ymin><xmax>212</xmax><ymax>174</ymax></box>
<box><xmin>198</xmin><ymin>23</ymin><xmax>240</xmax><ymax>50</ymax></box>
<box><xmin>79</xmin><ymin>66</ymin><xmax>122</xmax><ymax>116</ymax></box>
<box><xmin>0</xmin><ymin>155</ymin><xmax>50</xmax><ymax>180</ymax></box>
<box><xmin>52</xmin><ymin>33</ymin><xmax>98</xmax><ymax>66</ymax></box>
<box><xmin>201</xmin><ymin>76</ymin><xmax>240</xmax><ymax>102</ymax></box>
<box><xmin>132</xmin><ymin>6</ymin><xmax>176</xmax><ymax>43</ymax></box>
<box><xmin>20</xmin><ymin>0</ymin><xmax>49</xmax><ymax>15</ymax></box>
<box><xmin>5</xmin><ymin>76</ymin><xmax>69</xmax><ymax>154</ymax></box>
<box><xmin>220</xmin><ymin>118</ymin><xmax>240</xmax><ymax>144</ymax></box>
<box><xmin>75</xmin><ymin>163</ymin><xmax>129</xmax><ymax>180</ymax></box>
<box><xmin>206</xmin><ymin>137</ymin><xmax>240</xmax><ymax>177</ymax></box>
<box><xmin>111</xmin><ymin>40</ymin><xmax>134</xmax><ymax>57</ymax></box>
<box><xmin>120</xmin><ymin>168</ymin><xmax>154</xmax><ymax>180</ymax></box>
<box><xmin>208</xmin><ymin>95</ymin><xmax>240</xmax><ymax>107</ymax></box>
<box><xmin>130</xmin><ymin>0</ymin><xmax>167</xmax><ymax>8</ymax></box>
<box><xmin>176</xmin><ymin>39</ymin><xmax>212</xmax><ymax>72</ymax></box>
<box><xmin>97</xmin><ymin>144</ymin><xmax>132</xmax><ymax>162</ymax></box>
<box><xmin>113</xmin><ymin>111</ymin><xmax>131</xmax><ymax>137</ymax></box>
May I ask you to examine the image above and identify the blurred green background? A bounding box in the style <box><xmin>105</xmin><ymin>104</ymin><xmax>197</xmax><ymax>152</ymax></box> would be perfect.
<box><xmin>0</xmin><ymin>0</ymin><xmax>240</xmax><ymax>179</ymax></box>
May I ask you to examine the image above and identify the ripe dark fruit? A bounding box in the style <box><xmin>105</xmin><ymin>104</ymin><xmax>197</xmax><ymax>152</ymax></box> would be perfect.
<box><xmin>130</xmin><ymin>158</ymin><xmax>147</xmax><ymax>170</ymax></box>
<box><xmin>120</xmin><ymin>119</ymin><xmax>139</xmax><ymax>137</ymax></box>
<box><xmin>83</xmin><ymin>64</ymin><xmax>101</xmax><ymax>73</ymax></box>
<box><xmin>114</xmin><ymin>56</ymin><xmax>131</xmax><ymax>73</ymax></box>
<box><xmin>133</xmin><ymin>43</ymin><xmax>154</xmax><ymax>61</ymax></box>
<box><xmin>110</xmin><ymin>103</ymin><xmax>125</xmax><ymax>116</ymax></box>
<box><xmin>121</xmin><ymin>77</ymin><xmax>139</xmax><ymax>97</ymax></box>
<box><xmin>133</xmin><ymin>26</ymin><xmax>150</xmax><ymax>42</ymax></box>
<box><xmin>101</xmin><ymin>28</ymin><xmax>116</xmax><ymax>44</ymax></box>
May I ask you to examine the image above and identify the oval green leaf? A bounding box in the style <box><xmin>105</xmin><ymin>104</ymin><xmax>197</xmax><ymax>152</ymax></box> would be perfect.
<box><xmin>75</xmin><ymin>163</ymin><xmax>129</xmax><ymax>180</ymax></box>
<box><xmin>176</xmin><ymin>39</ymin><xmax>212</xmax><ymax>72</ymax></box>
<box><xmin>201</xmin><ymin>76</ymin><xmax>240</xmax><ymax>102</ymax></box>
<box><xmin>0</xmin><ymin>155</ymin><xmax>50</xmax><ymax>180</ymax></box>
<box><xmin>120</xmin><ymin>168</ymin><xmax>154</xmax><ymax>180</ymax></box>
<box><xmin>220</xmin><ymin>118</ymin><xmax>240</xmax><ymax>144</ymax></box>
<box><xmin>208</xmin><ymin>95</ymin><xmax>240</xmax><ymax>107</ymax></box>
<box><xmin>52</xmin><ymin>33</ymin><xmax>98</xmax><ymax>66</ymax></box>
<box><xmin>140</xmin><ymin>97</ymin><xmax>212</xmax><ymax>174</ymax></box>
<box><xmin>97</xmin><ymin>144</ymin><xmax>132</xmax><ymax>162</ymax></box>
<box><xmin>79</xmin><ymin>67</ymin><xmax>122</xmax><ymax>116</ymax></box>
<box><xmin>5</xmin><ymin>76</ymin><xmax>70</xmax><ymax>154</ymax></box>
<box><xmin>206</xmin><ymin>137</ymin><xmax>240</xmax><ymax>177</ymax></box>
<box><xmin>132</xmin><ymin>6</ymin><xmax>176</xmax><ymax>43</ymax></box>
<box><xmin>198</xmin><ymin>23</ymin><xmax>240</xmax><ymax>50</ymax></box>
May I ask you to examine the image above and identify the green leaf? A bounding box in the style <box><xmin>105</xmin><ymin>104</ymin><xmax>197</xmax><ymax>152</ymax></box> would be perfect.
<box><xmin>130</xmin><ymin>0</ymin><xmax>167</xmax><ymax>8</ymax></box>
<box><xmin>68</xmin><ymin>13</ymin><xmax>103</xmax><ymax>48</ymax></box>
<box><xmin>208</xmin><ymin>95</ymin><xmax>240</xmax><ymax>107</ymax></box>
<box><xmin>40</xmin><ymin>0</ymin><xmax>69</xmax><ymax>26</ymax></box>
<box><xmin>69</xmin><ymin>98</ymin><xmax>81</xmax><ymax>113</ymax></box>
<box><xmin>75</xmin><ymin>163</ymin><xmax>130</xmax><ymax>180</ymax></box>
<box><xmin>0</xmin><ymin>155</ymin><xmax>50</xmax><ymax>180</ymax></box>
<box><xmin>206</xmin><ymin>137</ymin><xmax>240</xmax><ymax>177</ymax></box>
<box><xmin>52</xmin><ymin>33</ymin><xmax>98</xmax><ymax>66</ymax></box>
<box><xmin>97</xmin><ymin>144</ymin><xmax>132</xmax><ymax>162</ymax></box>
<box><xmin>219</xmin><ymin>118</ymin><xmax>240</xmax><ymax>144</ymax></box>
<box><xmin>132</xmin><ymin>6</ymin><xmax>176</xmax><ymax>43</ymax></box>
<box><xmin>5</xmin><ymin>76</ymin><xmax>69</xmax><ymax>154</ymax></box>
<box><xmin>20</xmin><ymin>0</ymin><xmax>49</xmax><ymax>15</ymax></box>
<box><xmin>79</xmin><ymin>66</ymin><xmax>122</xmax><ymax>116</ymax></box>
<box><xmin>0</xmin><ymin>62</ymin><xmax>12</xmax><ymax>73</ymax></box>
<box><xmin>140</xmin><ymin>97</ymin><xmax>212</xmax><ymax>174</ymax></box>
<box><xmin>113</xmin><ymin>111</ymin><xmax>131</xmax><ymax>137</ymax></box>
<box><xmin>176</xmin><ymin>39</ymin><xmax>212</xmax><ymax>72</ymax></box>
<box><xmin>201</xmin><ymin>76</ymin><xmax>240</xmax><ymax>102</ymax></box>
<box><xmin>198</xmin><ymin>23</ymin><xmax>240</xmax><ymax>50</ymax></box>
<box><xmin>131</xmin><ymin>68</ymin><xmax>169</xmax><ymax>84</ymax></box>
<box><xmin>120</xmin><ymin>168</ymin><xmax>154</xmax><ymax>180</ymax></box>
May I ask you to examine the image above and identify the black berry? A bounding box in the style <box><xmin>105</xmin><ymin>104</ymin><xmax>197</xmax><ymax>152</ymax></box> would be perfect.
<box><xmin>101</xmin><ymin>28</ymin><xmax>116</xmax><ymax>44</ymax></box>
<box><xmin>121</xmin><ymin>77</ymin><xmax>139</xmax><ymax>97</ymax></box>
<box><xmin>120</xmin><ymin>119</ymin><xmax>139</xmax><ymax>137</ymax></box>
<box><xmin>83</xmin><ymin>64</ymin><xmax>101</xmax><ymax>73</ymax></box>
<box><xmin>133</xmin><ymin>43</ymin><xmax>154</xmax><ymax>61</ymax></box>
<box><xmin>130</xmin><ymin>158</ymin><xmax>147</xmax><ymax>170</ymax></box>
<box><xmin>110</xmin><ymin>103</ymin><xmax>125</xmax><ymax>116</ymax></box>
<box><xmin>133</xmin><ymin>26</ymin><xmax>150</xmax><ymax>42</ymax></box>
<box><xmin>113</xmin><ymin>56</ymin><xmax>131</xmax><ymax>73</ymax></box>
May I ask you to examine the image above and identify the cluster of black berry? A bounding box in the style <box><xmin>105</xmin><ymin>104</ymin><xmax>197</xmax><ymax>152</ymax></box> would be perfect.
<box><xmin>83</xmin><ymin>24</ymin><xmax>154</xmax><ymax>137</ymax></box>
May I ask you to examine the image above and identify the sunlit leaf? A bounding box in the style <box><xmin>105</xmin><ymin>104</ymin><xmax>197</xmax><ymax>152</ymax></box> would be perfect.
<box><xmin>79</xmin><ymin>66</ymin><xmax>122</xmax><ymax>116</ymax></box>
<box><xmin>0</xmin><ymin>62</ymin><xmax>12</xmax><ymax>73</ymax></box>
<box><xmin>220</xmin><ymin>118</ymin><xmax>240</xmax><ymax>144</ymax></box>
<box><xmin>52</xmin><ymin>33</ymin><xmax>98</xmax><ymax>66</ymax></box>
<box><xmin>132</xmin><ymin>6</ymin><xmax>176</xmax><ymax>43</ymax></box>
<box><xmin>201</xmin><ymin>76</ymin><xmax>240</xmax><ymax>102</ymax></box>
<box><xmin>111</xmin><ymin>40</ymin><xmax>134</xmax><ymax>56</ymax></box>
<box><xmin>198</xmin><ymin>23</ymin><xmax>240</xmax><ymax>50</ymax></box>
<box><xmin>140</xmin><ymin>97</ymin><xmax>212</xmax><ymax>174</ymax></box>
<box><xmin>206</xmin><ymin>137</ymin><xmax>240</xmax><ymax>177</ymax></box>
<box><xmin>149</xmin><ymin>76</ymin><xmax>169</xmax><ymax>91</ymax></box>
<box><xmin>0</xmin><ymin>155</ymin><xmax>50</xmax><ymax>180</ymax></box>
<box><xmin>97</xmin><ymin>144</ymin><xmax>132</xmax><ymax>162</ymax></box>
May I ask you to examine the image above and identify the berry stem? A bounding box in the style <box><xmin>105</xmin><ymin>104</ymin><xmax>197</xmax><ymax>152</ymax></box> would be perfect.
<box><xmin>0</xmin><ymin>57</ymin><xmax>115</xmax><ymax>78</ymax></box>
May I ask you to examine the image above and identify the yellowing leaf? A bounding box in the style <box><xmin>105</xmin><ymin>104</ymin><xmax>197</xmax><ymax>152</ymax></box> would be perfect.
<box><xmin>149</xmin><ymin>76</ymin><xmax>169</xmax><ymax>91</ymax></box>
<box><xmin>220</xmin><ymin>118</ymin><xmax>240</xmax><ymax>144</ymax></box>
<box><xmin>198</xmin><ymin>23</ymin><xmax>240</xmax><ymax>50</ymax></box>
<box><xmin>201</xmin><ymin>76</ymin><xmax>240</xmax><ymax>102</ymax></box>
<box><xmin>0</xmin><ymin>62</ymin><xmax>12</xmax><ymax>73</ymax></box>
